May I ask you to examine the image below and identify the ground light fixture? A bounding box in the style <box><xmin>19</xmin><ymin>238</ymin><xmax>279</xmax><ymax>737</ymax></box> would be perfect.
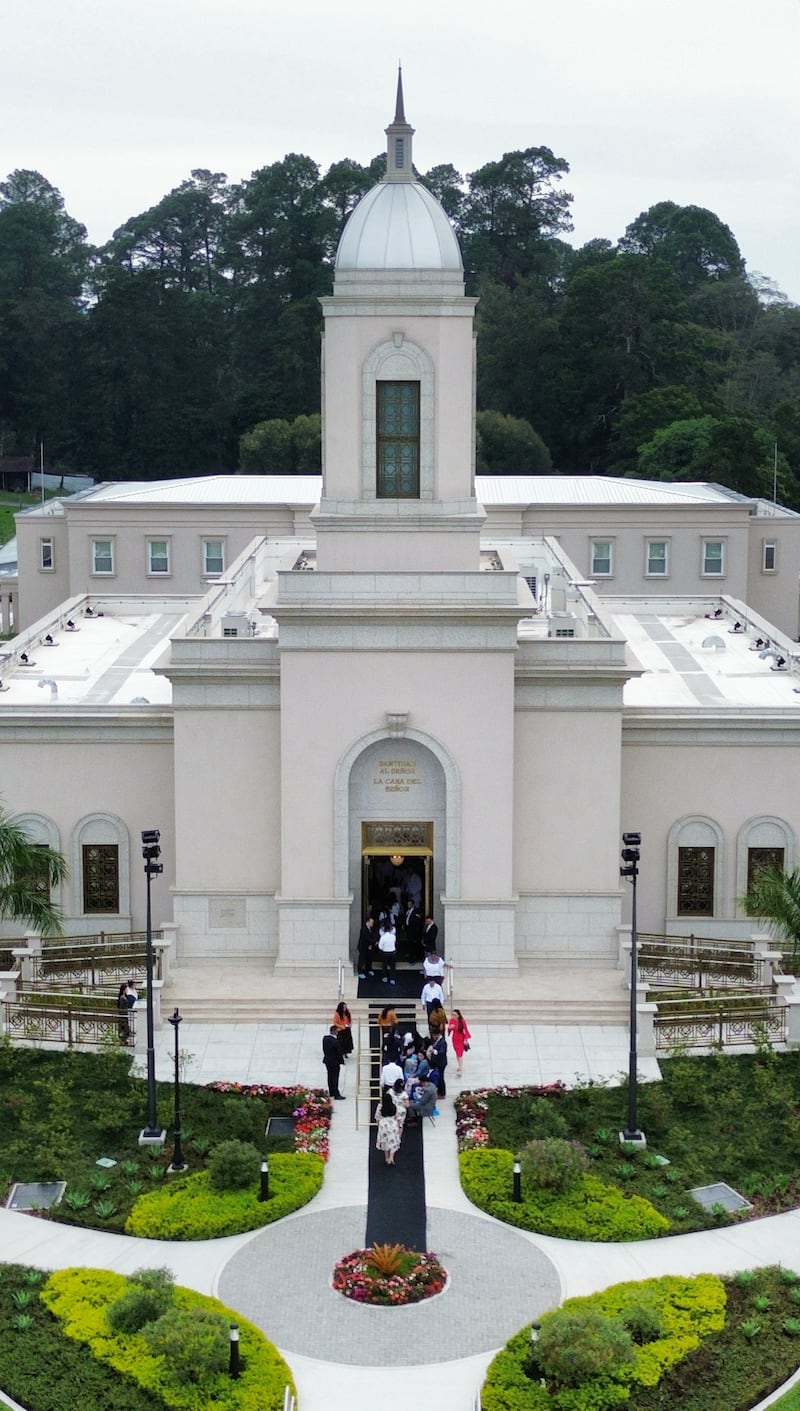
<box><xmin>513</xmin><ymin>1156</ymin><xmax>522</xmax><ymax>1203</ymax></box>
<box><xmin>620</xmin><ymin>831</ymin><xmax>646</xmax><ymax>1147</ymax></box>
<box><xmin>229</xmin><ymin>1324</ymin><xmax>240</xmax><ymax>1379</ymax></box>
<box><xmin>139</xmin><ymin>829</ymin><xmax>166</xmax><ymax>1147</ymax></box>
<box><xmin>167</xmin><ymin>1008</ymin><xmax>186</xmax><ymax>1172</ymax></box>
<box><xmin>259</xmin><ymin>1156</ymin><xmax>270</xmax><ymax>1202</ymax></box>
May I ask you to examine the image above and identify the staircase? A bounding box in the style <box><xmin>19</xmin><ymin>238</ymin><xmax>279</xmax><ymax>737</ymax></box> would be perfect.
<box><xmin>163</xmin><ymin>960</ymin><xmax>630</xmax><ymax>1026</ymax></box>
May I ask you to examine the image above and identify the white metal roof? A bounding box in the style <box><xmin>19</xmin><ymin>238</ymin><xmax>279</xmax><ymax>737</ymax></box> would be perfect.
<box><xmin>336</xmin><ymin>180</ymin><xmax>462</xmax><ymax>272</ymax></box>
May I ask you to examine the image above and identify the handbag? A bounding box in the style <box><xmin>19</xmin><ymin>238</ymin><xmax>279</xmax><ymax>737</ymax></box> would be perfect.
<box><xmin>463</xmin><ymin>1041</ymin><xmax>470</xmax><ymax>1052</ymax></box>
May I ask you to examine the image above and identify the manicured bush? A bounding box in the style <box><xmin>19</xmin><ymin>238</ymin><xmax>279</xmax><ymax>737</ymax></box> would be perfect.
<box><xmin>519</xmin><ymin>1095</ymin><xmax>569</xmax><ymax>1140</ymax></box>
<box><xmin>461</xmin><ymin>1148</ymin><xmax>669</xmax><ymax>1241</ymax></box>
<box><xmin>520</xmin><ymin>1138</ymin><xmax>588</xmax><ymax>1193</ymax></box>
<box><xmin>107</xmin><ymin>1266</ymin><xmax>175</xmax><ymax>1333</ymax></box>
<box><xmin>41</xmin><ymin>1266</ymin><xmax>294</xmax><ymax>1411</ymax></box>
<box><xmin>207</xmin><ymin>1139</ymin><xmax>262</xmax><ymax>1191</ymax></box>
<box><xmin>537</xmin><ymin>1309</ymin><xmax>635</xmax><ymax>1385</ymax></box>
<box><xmin>125</xmin><ymin>1151</ymin><xmax>323</xmax><ymax>1239</ymax></box>
<box><xmin>141</xmin><ymin>1306</ymin><xmax>230</xmax><ymax>1382</ymax></box>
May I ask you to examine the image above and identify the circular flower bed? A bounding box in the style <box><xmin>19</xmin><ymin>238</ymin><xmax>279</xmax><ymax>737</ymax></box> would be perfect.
<box><xmin>332</xmin><ymin>1244</ymin><xmax>447</xmax><ymax>1306</ymax></box>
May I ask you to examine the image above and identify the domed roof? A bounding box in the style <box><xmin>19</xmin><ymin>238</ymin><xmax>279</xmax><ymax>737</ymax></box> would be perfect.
<box><xmin>334</xmin><ymin>71</ymin><xmax>463</xmax><ymax>275</ymax></box>
<box><xmin>336</xmin><ymin>179</ymin><xmax>463</xmax><ymax>272</ymax></box>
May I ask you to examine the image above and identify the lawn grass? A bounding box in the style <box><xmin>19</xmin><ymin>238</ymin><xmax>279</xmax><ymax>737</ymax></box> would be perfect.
<box><xmin>457</xmin><ymin>1047</ymin><xmax>800</xmax><ymax>1236</ymax></box>
<box><xmin>0</xmin><ymin>1041</ymin><xmax>327</xmax><ymax>1235</ymax></box>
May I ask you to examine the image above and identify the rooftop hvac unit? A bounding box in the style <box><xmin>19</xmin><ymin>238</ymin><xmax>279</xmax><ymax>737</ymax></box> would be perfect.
<box><xmin>547</xmin><ymin>612</ymin><xmax>578</xmax><ymax>639</ymax></box>
<box><xmin>221</xmin><ymin>611</ymin><xmax>248</xmax><ymax>638</ymax></box>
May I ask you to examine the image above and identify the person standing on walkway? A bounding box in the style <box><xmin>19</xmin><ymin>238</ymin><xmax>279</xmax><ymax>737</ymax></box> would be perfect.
<box><xmin>332</xmin><ymin>1001</ymin><xmax>354</xmax><ymax>1059</ymax></box>
<box><xmin>447</xmin><ymin>1008</ymin><xmax>471</xmax><ymax>1078</ymax></box>
<box><xmin>390</xmin><ymin>1077</ymin><xmax>409</xmax><ymax>1134</ymax></box>
<box><xmin>378</xmin><ymin>921</ymin><xmax>397</xmax><ymax>984</ymax></box>
<box><xmin>323</xmin><ymin>1026</ymin><xmax>346</xmax><ymax>1100</ymax></box>
<box><xmin>427</xmin><ymin>1027</ymin><xmax>448</xmax><ymax>1096</ymax></box>
<box><xmin>375</xmin><ymin>1086</ymin><xmax>401</xmax><ymax>1164</ymax></box>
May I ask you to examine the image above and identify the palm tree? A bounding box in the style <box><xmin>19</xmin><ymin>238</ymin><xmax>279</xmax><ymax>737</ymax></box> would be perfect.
<box><xmin>0</xmin><ymin>806</ymin><xmax>68</xmax><ymax>936</ymax></box>
<box><xmin>741</xmin><ymin>866</ymin><xmax>800</xmax><ymax>968</ymax></box>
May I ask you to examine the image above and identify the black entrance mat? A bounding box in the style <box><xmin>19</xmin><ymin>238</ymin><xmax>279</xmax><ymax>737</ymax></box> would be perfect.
<box><xmin>364</xmin><ymin>1016</ymin><xmax>427</xmax><ymax>1251</ymax></box>
<box><xmin>357</xmin><ymin>967</ymin><xmax>422</xmax><ymax>1001</ymax></box>
<box><xmin>365</xmin><ymin>1114</ymin><xmax>426</xmax><ymax>1249</ymax></box>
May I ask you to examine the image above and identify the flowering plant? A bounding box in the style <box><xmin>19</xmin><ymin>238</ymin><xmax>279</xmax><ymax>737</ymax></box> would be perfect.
<box><xmin>454</xmin><ymin>1084</ymin><xmax>568</xmax><ymax>1152</ymax></box>
<box><xmin>206</xmin><ymin>1082</ymin><xmax>332</xmax><ymax>1160</ymax></box>
<box><xmin>332</xmin><ymin>1245</ymin><xmax>447</xmax><ymax>1306</ymax></box>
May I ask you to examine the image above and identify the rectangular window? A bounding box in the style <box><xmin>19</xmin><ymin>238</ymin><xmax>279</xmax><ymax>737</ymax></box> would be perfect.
<box><xmin>377</xmin><ymin>381</ymin><xmax>420</xmax><ymax>498</ymax></box>
<box><xmin>763</xmin><ymin>539</ymin><xmax>777</xmax><ymax>572</ymax></box>
<box><xmin>395</xmin><ymin>137</ymin><xmax>404</xmax><ymax>166</ymax></box>
<box><xmin>646</xmin><ymin>540</ymin><xmax>668</xmax><ymax>577</ymax></box>
<box><xmin>702</xmin><ymin>539</ymin><xmax>724</xmax><ymax>576</ymax></box>
<box><xmin>147</xmin><ymin>539</ymin><xmax>170</xmax><ymax>575</ymax></box>
<box><xmin>591</xmin><ymin>540</ymin><xmax>613</xmax><ymax>577</ymax></box>
<box><xmin>39</xmin><ymin>537</ymin><xmax>54</xmax><ymax>571</ymax></box>
<box><xmin>747</xmin><ymin>846</ymin><xmax>784</xmax><ymax>892</ymax></box>
<box><xmin>677</xmin><ymin>846</ymin><xmax>715</xmax><ymax>916</ymax></box>
<box><xmin>203</xmin><ymin>539</ymin><xmax>225</xmax><ymax>576</ymax></box>
<box><xmin>92</xmin><ymin>539</ymin><xmax>114</xmax><ymax>575</ymax></box>
<box><xmin>18</xmin><ymin>843</ymin><xmax>51</xmax><ymax>901</ymax></box>
<box><xmin>82</xmin><ymin>844</ymin><xmax>120</xmax><ymax>913</ymax></box>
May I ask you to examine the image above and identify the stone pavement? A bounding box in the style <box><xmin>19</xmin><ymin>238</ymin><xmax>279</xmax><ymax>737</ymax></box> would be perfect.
<box><xmin>2</xmin><ymin>1022</ymin><xmax>800</xmax><ymax>1411</ymax></box>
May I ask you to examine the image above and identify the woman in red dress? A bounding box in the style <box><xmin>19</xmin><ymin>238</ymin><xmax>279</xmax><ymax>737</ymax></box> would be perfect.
<box><xmin>447</xmin><ymin>1008</ymin><xmax>471</xmax><ymax>1077</ymax></box>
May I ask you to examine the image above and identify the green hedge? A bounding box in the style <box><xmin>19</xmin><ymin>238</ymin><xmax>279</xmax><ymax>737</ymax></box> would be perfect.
<box><xmin>460</xmin><ymin>1148</ymin><xmax>669</xmax><ymax>1241</ymax></box>
<box><xmin>126</xmin><ymin>1151</ymin><xmax>323</xmax><ymax>1239</ymax></box>
<box><xmin>41</xmin><ymin>1267</ymin><xmax>293</xmax><ymax>1411</ymax></box>
<box><xmin>482</xmin><ymin>1274</ymin><xmax>725</xmax><ymax>1411</ymax></box>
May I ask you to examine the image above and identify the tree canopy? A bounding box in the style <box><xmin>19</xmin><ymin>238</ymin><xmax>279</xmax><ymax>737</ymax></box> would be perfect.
<box><xmin>0</xmin><ymin>805</ymin><xmax>68</xmax><ymax>935</ymax></box>
<box><xmin>0</xmin><ymin>153</ymin><xmax>798</xmax><ymax>504</ymax></box>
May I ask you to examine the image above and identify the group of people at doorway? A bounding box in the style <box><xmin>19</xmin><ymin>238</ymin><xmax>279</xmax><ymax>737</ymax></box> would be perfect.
<box><xmin>357</xmin><ymin>908</ymin><xmax>440</xmax><ymax>978</ymax></box>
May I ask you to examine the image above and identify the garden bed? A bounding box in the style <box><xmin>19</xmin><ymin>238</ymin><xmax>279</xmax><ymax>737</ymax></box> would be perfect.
<box><xmin>456</xmin><ymin>1048</ymin><xmax>800</xmax><ymax>1238</ymax></box>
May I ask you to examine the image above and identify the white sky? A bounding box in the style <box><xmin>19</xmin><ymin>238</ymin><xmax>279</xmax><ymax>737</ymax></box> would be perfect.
<box><xmin>5</xmin><ymin>0</ymin><xmax>800</xmax><ymax>300</ymax></box>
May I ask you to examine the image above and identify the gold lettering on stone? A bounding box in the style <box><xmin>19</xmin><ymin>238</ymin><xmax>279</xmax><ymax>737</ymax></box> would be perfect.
<box><xmin>372</xmin><ymin>760</ymin><xmax>419</xmax><ymax>793</ymax></box>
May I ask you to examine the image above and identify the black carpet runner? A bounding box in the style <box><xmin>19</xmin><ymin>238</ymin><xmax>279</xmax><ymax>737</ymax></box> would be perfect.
<box><xmin>364</xmin><ymin>1008</ymin><xmax>427</xmax><ymax>1251</ymax></box>
<box><xmin>356</xmin><ymin>966</ymin><xmax>423</xmax><ymax>1002</ymax></box>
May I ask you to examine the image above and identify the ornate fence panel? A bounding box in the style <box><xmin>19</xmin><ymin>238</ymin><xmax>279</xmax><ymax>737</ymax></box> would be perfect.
<box><xmin>33</xmin><ymin>931</ymin><xmax>160</xmax><ymax>987</ymax></box>
<box><xmin>4</xmin><ymin>997</ymin><xmax>122</xmax><ymax>1048</ymax></box>
<box><xmin>638</xmin><ymin>933</ymin><xmax>760</xmax><ymax>992</ymax></box>
<box><xmin>654</xmin><ymin>991</ymin><xmax>786</xmax><ymax>1052</ymax></box>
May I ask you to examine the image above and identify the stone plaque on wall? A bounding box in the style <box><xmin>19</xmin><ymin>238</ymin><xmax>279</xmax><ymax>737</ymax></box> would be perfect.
<box><xmin>209</xmin><ymin>896</ymin><xmax>247</xmax><ymax>930</ymax></box>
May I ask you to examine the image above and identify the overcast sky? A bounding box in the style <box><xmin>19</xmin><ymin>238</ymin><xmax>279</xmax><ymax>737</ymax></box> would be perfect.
<box><xmin>6</xmin><ymin>0</ymin><xmax>800</xmax><ymax>300</ymax></box>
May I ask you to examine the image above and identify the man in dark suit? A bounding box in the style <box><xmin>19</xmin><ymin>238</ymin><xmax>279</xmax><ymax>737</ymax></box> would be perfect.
<box><xmin>422</xmin><ymin>916</ymin><xmax>438</xmax><ymax>953</ymax></box>
<box><xmin>404</xmin><ymin>902</ymin><xmax>424</xmax><ymax>962</ymax></box>
<box><xmin>323</xmin><ymin>1026</ymin><xmax>346</xmax><ymax>1099</ymax></box>
<box><xmin>357</xmin><ymin>916</ymin><xmax>375</xmax><ymax>978</ymax></box>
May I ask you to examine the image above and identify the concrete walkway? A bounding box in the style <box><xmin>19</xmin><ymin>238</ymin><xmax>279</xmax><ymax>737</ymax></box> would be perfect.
<box><xmin>2</xmin><ymin>1022</ymin><xmax>800</xmax><ymax>1411</ymax></box>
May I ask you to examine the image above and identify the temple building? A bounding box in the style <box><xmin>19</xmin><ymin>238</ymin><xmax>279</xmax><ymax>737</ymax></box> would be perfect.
<box><xmin>2</xmin><ymin>78</ymin><xmax>800</xmax><ymax>982</ymax></box>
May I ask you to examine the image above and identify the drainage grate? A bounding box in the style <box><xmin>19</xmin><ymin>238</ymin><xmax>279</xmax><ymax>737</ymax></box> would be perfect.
<box><xmin>689</xmin><ymin>1181</ymin><xmax>752</xmax><ymax>1212</ymax></box>
<box><xmin>7</xmin><ymin>1180</ymin><xmax>66</xmax><ymax>1211</ymax></box>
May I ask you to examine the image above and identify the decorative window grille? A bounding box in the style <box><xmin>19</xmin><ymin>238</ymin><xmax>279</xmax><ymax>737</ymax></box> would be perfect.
<box><xmin>377</xmin><ymin>381</ymin><xmax>420</xmax><ymax>498</ymax></box>
<box><xmin>747</xmin><ymin>846</ymin><xmax>784</xmax><ymax>892</ymax></box>
<box><xmin>677</xmin><ymin>846</ymin><xmax>715</xmax><ymax>916</ymax></box>
<box><xmin>82</xmin><ymin>844</ymin><xmax>120</xmax><ymax>913</ymax></box>
<box><xmin>18</xmin><ymin>843</ymin><xmax>51</xmax><ymax>900</ymax></box>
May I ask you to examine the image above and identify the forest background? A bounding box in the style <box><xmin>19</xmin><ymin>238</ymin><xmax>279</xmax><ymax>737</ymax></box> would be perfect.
<box><xmin>2</xmin><ymin>144</ymin><xmax>799</xmax><ymax>504</ymax></box>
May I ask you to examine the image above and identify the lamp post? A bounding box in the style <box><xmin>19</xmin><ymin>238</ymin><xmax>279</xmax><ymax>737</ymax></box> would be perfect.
<box><xmin>139</xmin><ymin>829</ymin><xmax>165</xmax><ymax>1146</ymax></box>
<box><xmin>259</xmin><ymin>1156</ymin><xmax>270</xmax><ymax>1202</ymax></box>
<box><xmin>620</xmin><ymin>831</ymin><xmax>645</xmax><ymax>1146</ymax></box>
<box><xmin>167</xmin><ymin>1008</ymin><xmax>186</xmax><ymax>1172</ymax></box>
<box><xmin>229</xmin><ymin>1324</ymin><xmax>240</xmax><ymax>1379</ymax></box>
<box><xmin>513</xmin><ymin>1156</ymin><xmax>522</xmax><ymax>1203</ymax></box>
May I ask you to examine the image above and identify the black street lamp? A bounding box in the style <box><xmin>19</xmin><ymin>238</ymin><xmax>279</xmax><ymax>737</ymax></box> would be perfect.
<box><xmin>620</xmin><ymin>831</ymin><xmax>645</xmax><ymax>1146</ymax></box>
<box><xmin>168</xmin><ymin>1008</ymin><xmax>187</xmax><ymax>1172</ymax></box>
<box><xmin>139</xmin><ymin>829</ymin><xmax>166</xmax><ymax>1146</ymax></box>
<box><xmin>259</xmin><ymin>1156</ymin><xmax>269</xmax><ymax>1202</ymax></box>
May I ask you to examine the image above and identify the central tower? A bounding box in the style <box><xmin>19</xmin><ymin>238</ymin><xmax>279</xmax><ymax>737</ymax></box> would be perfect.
<box><xmin>312</xmin><ymin>70</ymin><xmax>485</xmax><ymax>571</ymax></box>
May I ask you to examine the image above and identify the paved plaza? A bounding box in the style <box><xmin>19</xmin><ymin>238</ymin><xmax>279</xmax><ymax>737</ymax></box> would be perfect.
<box><xmin>2</xmin><ymin>1022</ymin><xmax>800</xmax><ymax>1411</ymax></box>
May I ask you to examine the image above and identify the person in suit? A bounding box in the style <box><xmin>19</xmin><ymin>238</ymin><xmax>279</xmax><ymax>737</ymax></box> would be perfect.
<box><xmin>322</xmin><ymin>1026</ymin><xmax>346</xmax><ymax>1099</ymax></box>
<box><xmin>357</xmin><ymin>916</ymin><xmax>375</xmax><ymax>978</ymax></box>
<box><xmin>422</xmin><ymin>916</ymin><xmax>438</xmax><ymax>953</ymax></box>
<box><xmin>404</xmin><ymin>902</ymin><xmax>424</xmax><ymax>962</ymax></box>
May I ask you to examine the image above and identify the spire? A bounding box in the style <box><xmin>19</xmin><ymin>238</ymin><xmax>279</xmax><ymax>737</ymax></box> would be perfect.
<box><xmin>385</xmin><ymin>66</ymin><xmax>415</xmax><ymax>183</ymax></box>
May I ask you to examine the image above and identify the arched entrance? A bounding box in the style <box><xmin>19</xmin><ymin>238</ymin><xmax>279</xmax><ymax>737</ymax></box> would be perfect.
<box><xmin>335</xmin><ymin>730</ymin><xmax>459</xmax><ymax>959</ymax></box>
